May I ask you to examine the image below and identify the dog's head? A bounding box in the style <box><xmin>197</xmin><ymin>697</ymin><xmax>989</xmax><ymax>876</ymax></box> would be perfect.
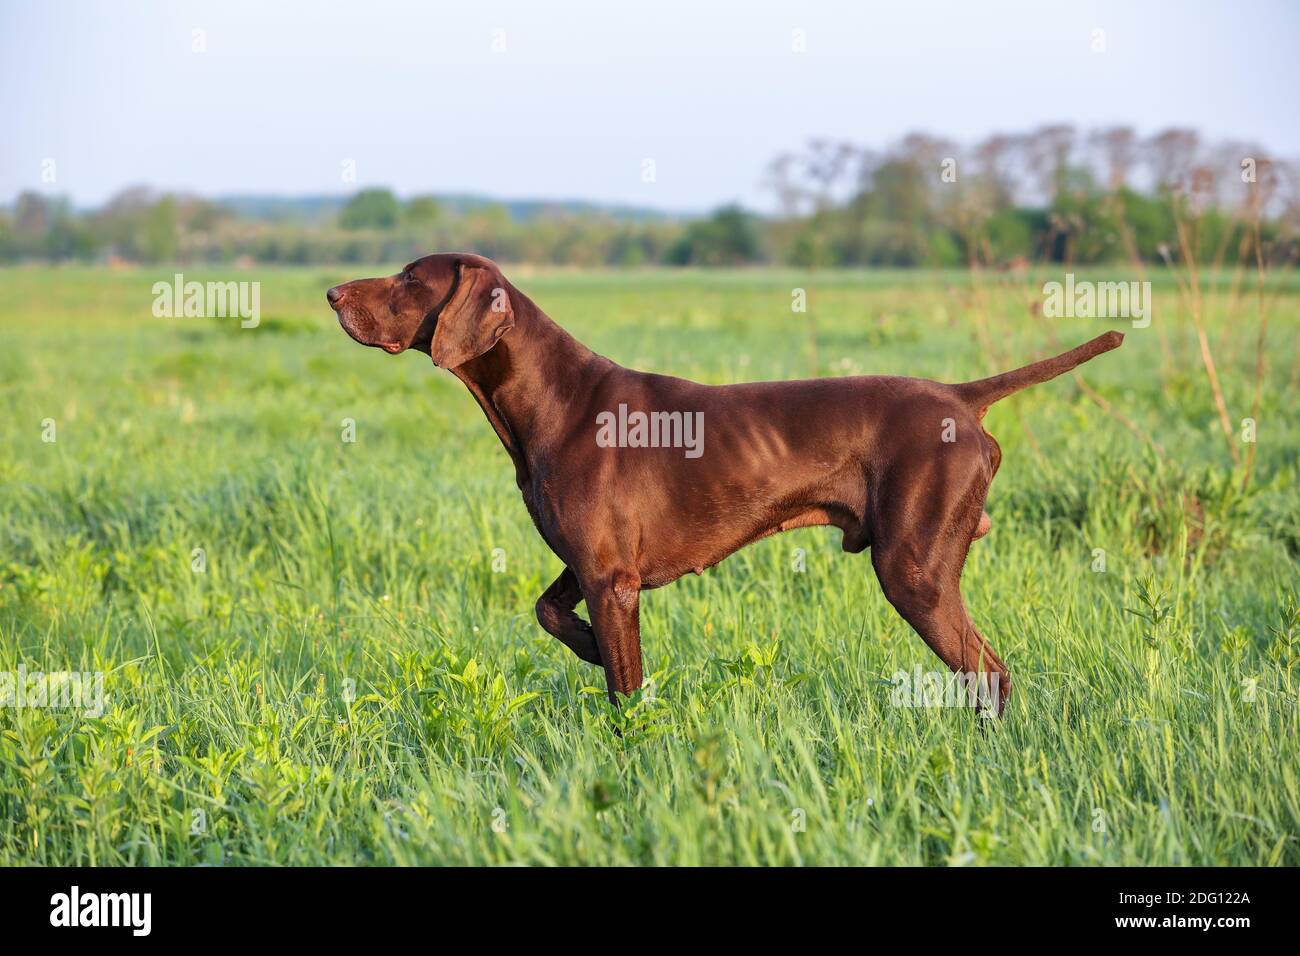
<box><xmin>326</xmin><ymin>253</ymin><xmax>515</xmax><ymax>368</ymax></box>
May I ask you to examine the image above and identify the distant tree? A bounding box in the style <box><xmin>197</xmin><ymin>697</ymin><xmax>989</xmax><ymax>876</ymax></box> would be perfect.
<box><xmin>980</xmin><ymin>208</ymin><xmax>1037</xmax><ymax>263</ymax></box>
<box><xmin>868</xmin><ymin>159</ymin><xmax>930</xmax><ymax>224</ymax></box>
<box><xmin>13</xmin><ymin>191</ymin><xmax>51</xmax><ymax>238</ymax></box>
<box><xmin>972</xmin><ymin>133</ymin><xmax>1022</xmax><ymax>210</ymax></box>
<box><xmin>802</xmin><ymin>140</ymin><xmax>858</xmax><ymax>210</ymax></box>
<box><xmin>924</xmin><ymin>229</ymin><xmax>962</xmax><ymax>268</ymax></box>
<box><xmin>763</xmin><ymin>152</ymin><xmax>807</xmax><ymax>217</ymax></box>
<box><xmin>404</xmin><ymin>195</ymin><xmax>442</xmax><ymax>226</ymax></box>
<box><xmin>608</xmin><ymin>229</ymin><xmax>650</xmax><ymax>266</ymax></box>
<box><xmin>179</xmin><ymin>195</ymin><xmax>227</xmax><ymax>234</ymax></box>
<box><xmin>1114</xmin><ymin>187</ymin><xmax>1176</xmax><ymax>259</ymax></box>
<box><xmin>339</xmin><ymin>189</ymin><xmax>401</xmax><ymax>230</ymax></box>
<box><xmin>91</xmin><ymin>186</ymin><xmax>162</xmax><ymax>260</ymax></box>
<box><xmin>666</xmin><ymin>205</ymin><xmax>761</xmax><ymax>266</ymax></box>
<box><xmin>466</xmin><ymin>203</ymin><xmax>510</xmax><ymax>229</ymax></box>
<box><xmin>1</xmin><ymin>123</ymin><xmax>1291</xmax><ymax>269</ymax></box>
<box><xmin>140</xmin><ymin>196</ymin><xmax>179</xmax><ymax>262</ymax></box>
<box><xmin>5</xmin><ymin>192</ymin><xmax>94</xmax><ymax>261</ymax></box>
<box><xmin>1090</xmin><ymin>126</ymin><xmax>1138</xmax><ymax>192</ymax></box>
<box><xmin>45</xmin><ymin>213</ymin><xmax>98</xmax><ymax>261</ymax></box>
<box><xmin>1145</xmin><ymin>128</ymin><xmax>1200</xmax><ymax>191</ymax></box>
<box><xmin>1024</xmin><ymin>124</ymin><xmax>1076</xmax><ymax>205</ymax></box>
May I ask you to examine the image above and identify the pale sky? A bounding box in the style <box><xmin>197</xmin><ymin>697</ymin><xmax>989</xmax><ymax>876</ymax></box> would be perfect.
<box><xmin>2</xmin><ymin>0</ymin><xmax>1297</xmax><ymax>212</ymax></box>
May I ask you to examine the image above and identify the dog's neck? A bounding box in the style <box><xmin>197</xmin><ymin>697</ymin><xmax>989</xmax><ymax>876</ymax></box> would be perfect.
<box><xmin>449</xmin><ymin>292</ymin><xmax>611</xmax><ymax>487</ymax></box>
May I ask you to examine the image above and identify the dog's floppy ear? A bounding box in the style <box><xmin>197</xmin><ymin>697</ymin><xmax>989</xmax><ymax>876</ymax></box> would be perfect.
<box><xmin>429</xmin><ymin>256</ymin><xmax>515</xmax><ymax>369</ymax></box>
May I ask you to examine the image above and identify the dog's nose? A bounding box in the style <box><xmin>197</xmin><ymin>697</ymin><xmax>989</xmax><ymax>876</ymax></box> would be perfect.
<box><xmin>326</xmin><ymin>286</ymin><xmax>344</xmax><ymax>307</ymax></box>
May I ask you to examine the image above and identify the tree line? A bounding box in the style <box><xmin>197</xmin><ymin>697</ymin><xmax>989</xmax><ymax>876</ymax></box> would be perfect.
<box><xmin>3</xmin><ymin>125</ymin><xmax>1296</xmax><ymax>268</ymax></box>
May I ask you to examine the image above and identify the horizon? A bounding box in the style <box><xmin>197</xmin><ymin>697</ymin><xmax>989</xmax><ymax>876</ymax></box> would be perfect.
<box><xmin>17</xmin><ymin>188</ymin><xmax>707</xmax><ymax>220</ymax></box>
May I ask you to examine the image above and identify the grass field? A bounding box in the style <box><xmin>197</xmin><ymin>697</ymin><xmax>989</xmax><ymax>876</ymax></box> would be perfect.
<box><xmin>1</xmin><ymin>263</ymin><xmax>1297</xmax><ymax>865</ymax></box>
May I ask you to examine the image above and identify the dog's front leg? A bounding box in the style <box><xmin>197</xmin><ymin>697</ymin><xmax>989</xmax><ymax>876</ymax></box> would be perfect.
<box><xmin>534</xmin><ymin>567</ymin><xmax>602</xmax><ymax>666</ymax></box>
<box><xmin>583</xmin><ymin>569</ymin><xmax>644</xmax><ymax>705</ymax></box>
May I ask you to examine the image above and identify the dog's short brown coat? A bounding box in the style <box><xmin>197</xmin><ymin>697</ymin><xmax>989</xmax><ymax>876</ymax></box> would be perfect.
<box><xmin>328</xmin><ymin>253</ymin><xmax>1123</xmax><ymax>713</ymax></box>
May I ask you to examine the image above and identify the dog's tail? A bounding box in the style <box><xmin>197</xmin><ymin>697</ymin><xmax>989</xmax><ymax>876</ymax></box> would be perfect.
<box><xmin>954</xmin><ymin>331</ymin><xmax>1124</xmax><ymax>417</ymax></box>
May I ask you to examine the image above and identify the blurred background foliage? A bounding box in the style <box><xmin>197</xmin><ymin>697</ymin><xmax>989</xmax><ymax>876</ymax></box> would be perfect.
<box><xmin>4</xmin><ymin>125</ymin><xmax>1297</xmax><ymax>269</ymax></box>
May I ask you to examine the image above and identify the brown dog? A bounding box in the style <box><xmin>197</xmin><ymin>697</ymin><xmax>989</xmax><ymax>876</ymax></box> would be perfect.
<box><xmin>328</xmin><ymin>253</ymin><xmax>1122</xmax><ymax>714</ymax></box>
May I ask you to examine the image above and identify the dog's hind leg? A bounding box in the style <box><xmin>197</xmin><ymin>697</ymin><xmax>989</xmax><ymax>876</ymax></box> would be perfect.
<box><xmin>869</xmin><ymin>457</ymin><xmax>1010</xmax><ymax>714</ymax></box>
<box><xmin>872</xmin><ymin>532</ymin><xmax>1010</xmax><ymax>714</ymax></box>
<box><xmin>535</xmin><ymin>567</ymin><xmax>603</xmax><ymax>666</ymax></box>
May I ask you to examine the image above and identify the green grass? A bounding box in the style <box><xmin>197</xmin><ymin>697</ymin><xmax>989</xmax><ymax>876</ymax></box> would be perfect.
<box><xmin>0</xmin><ymin>263</ymin><xmax>1297</xmax><ymax>865</ymax></box>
